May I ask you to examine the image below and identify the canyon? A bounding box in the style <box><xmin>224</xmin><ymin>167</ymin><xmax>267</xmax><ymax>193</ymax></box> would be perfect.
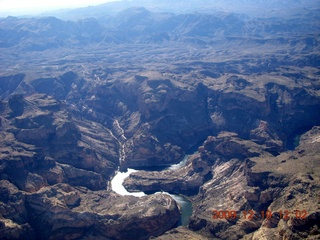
<box><xmin>0</xmin><ymin>1</ymin><xmax>320</xmax><ymax>239</ymax></box>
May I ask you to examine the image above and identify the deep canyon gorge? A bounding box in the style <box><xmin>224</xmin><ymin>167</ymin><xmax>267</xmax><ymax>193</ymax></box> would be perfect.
<box><xmin>0</xmin><ymin>0</ymin><xmax>320</xmax><ymax>239</ymax></box>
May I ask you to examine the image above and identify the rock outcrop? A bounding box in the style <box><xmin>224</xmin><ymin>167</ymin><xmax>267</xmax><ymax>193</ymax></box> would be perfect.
<box><xmin>0</xmin><ymin>92</ymin><xmax>183</xmax><ymax>240</ymax></box>
<box><xmin>0</xmin><ymin>94</ymin><xmax>117</xmax><ymax>192</ymax></box>
<box><xmin>25</xmin><ymin>184</ymin><xmax>180</xmax><ymax>240</ymax></box>
<box><xmin>123</xmin><ymin>153</ymin><xmax>211</xmax><ymax>195</ymax></box>
<box><xmin>124</xmin><ymin>128</ymin><xmax>320</xmax><ymax>239</ymax></box>
<box><xmin>0</xmin><ymin>180</ymin><xmax>35</xmax><ymax>240</ymax></box>
<box><xmin>123</xmin><ymin>123</ymin><xmax>185</xmax><ymax>169</ymax></box>
<box><xmin>187</xmin><ymin>127</ymin><xmax>320</xmax><ymax>240</ymax></box>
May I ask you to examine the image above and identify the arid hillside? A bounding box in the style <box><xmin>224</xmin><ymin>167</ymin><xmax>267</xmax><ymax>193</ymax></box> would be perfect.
<box><xmin>0</xmin><ymin>2</ymin><xmax>319</xmax><ymax>239</ymax></box>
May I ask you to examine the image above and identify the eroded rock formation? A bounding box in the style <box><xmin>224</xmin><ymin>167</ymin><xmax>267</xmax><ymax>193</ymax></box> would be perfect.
<box><xmin>25</xmin><ymin>184</ymin><xmax>180</xmax><ymax>240</ymax></box>
<box><xmin>0</xmin><ymin>3</ymin><xmax>320</xmax><ymax>239</ymax></box>
<box><xmin>187</xmin><ymin>127</ymin><xmax>320</xmax><ymax>240</ymax></box>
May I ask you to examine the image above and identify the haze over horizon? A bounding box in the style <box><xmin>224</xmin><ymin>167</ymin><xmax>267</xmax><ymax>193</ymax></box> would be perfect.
<box><xmin>0</xmin><ymin>0</ymin><xmax>119</xmax><ymax>16</ymax></box>
<box><xmin>1</xmin><ymin>0</ymin><xmax>319</xmax><ymax>18</ymax></box>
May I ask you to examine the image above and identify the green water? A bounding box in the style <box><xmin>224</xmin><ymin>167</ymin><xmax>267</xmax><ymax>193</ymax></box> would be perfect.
<box><xmin>169</xmin><ymin>194</ymin><xmax>193</xmax><ymax>226</ymax></box>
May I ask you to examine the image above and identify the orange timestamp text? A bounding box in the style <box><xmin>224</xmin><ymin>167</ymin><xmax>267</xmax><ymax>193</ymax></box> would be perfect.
<box><xmin>212</xmin><ymin>209</ymin><xmax>307</xmax><ymax>220</ymax></box>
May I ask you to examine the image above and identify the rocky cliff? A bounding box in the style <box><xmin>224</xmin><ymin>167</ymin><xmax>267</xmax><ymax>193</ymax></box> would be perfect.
<box><xmin>124</xmin><ymin>128</ymin><xmax>320</xmax><ymax>239</ymax></box>
<box><xmin>0</xmin><ymin>93</ymin><xmax>182</xmax><ymax>239</ymax></box>
<box><xmin>0</xmin><ymin>4</ymin><xmax>320</xmax><ymax>240</ymax></box>
<box><xmin>187</xmin><ymin>127</ymin><xmax>320</xmax><ymax>240</ymax></box>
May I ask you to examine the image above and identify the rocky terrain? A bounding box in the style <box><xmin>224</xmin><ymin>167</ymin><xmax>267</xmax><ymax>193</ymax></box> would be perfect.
<box><xmin>0</xmin><ymin>0</ymin><xmax>320</xmax><ymax>239</ymax></box>
<box><xmin>125</xmin><ymin>129</ymin><xmax>320</xmax><ymax>239</ymax></box>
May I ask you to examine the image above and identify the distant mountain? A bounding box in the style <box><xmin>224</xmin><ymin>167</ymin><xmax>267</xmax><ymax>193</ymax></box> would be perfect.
<box><xmin>0</xmin><ymin>16</ymin><xmax>104</xmax><ymax>50</ymax></box>
<box><xmin>43</xmin><ymin>0</ymin><xmax>320</xmax><ymax>20</ymax></box>
<box><xmin>1</xmin><ymin>7</ymin><xmax>319</xmax><ymax>51</ymax></box>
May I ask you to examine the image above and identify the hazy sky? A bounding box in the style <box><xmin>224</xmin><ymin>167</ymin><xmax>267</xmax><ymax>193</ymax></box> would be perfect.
<box><xmin>0</xmin><ymin>0</ymin><xmax>119</xmax><ymax>15</ymax></box>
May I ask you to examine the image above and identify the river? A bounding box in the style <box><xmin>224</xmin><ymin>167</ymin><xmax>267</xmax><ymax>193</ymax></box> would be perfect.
<box><xmin>110</xmin><ymin>156</ymin><xmax>193</xmax><ymax>226</ymax></box>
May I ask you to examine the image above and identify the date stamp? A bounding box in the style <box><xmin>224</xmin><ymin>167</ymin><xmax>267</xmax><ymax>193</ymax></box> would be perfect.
<box><xmin>212</xmin><ymin>210</ymin><xmax>308</xmax><ymax>220</ymax></box>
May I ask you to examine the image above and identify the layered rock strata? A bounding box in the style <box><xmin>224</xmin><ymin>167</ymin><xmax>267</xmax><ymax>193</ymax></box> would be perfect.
<box><xmin>26</xmin><ymin>185</ymin><xmax>180</xmax><ymax>240</ymax></box>
<box><xmin>188</xmin><ymin>128</ymin><xmax>320</xmax><ymax>240</ymax></box>
<box><xmin>0</xmin><ymin>91</ymin><xmax>183</xmax><ymax>240</ymax></box>
<box><xmin>123</xmin><ymin>153</ymin><xmax>211</xmax><ymax>195</ymax></box>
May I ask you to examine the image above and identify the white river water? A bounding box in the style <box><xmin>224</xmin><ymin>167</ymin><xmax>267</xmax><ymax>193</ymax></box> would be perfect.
<box><xmin>110</xmin><ymin>155</ymin><xmax>193</xmax><ymax>226</ymax></box>
<box><xmin>111</xmin><ymin>168</ymin><xmax>145</xmax><ymax>197</ymax></box>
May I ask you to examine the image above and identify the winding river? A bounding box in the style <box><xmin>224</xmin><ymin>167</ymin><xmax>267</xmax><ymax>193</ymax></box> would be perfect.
<box><xmin>110</xmin><ymin>156</ymin><xmax>193</xmax><ymax>226</ymax></box>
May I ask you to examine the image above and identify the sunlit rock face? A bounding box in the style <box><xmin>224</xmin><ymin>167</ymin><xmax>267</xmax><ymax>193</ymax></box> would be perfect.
<box><xmin>187</xmin><ymin>127</ymin><xmax>320</xmax><ymax>240</ymax></box>
<box><xmin>0</xmin><ymin>1</ymin><xmax>320</xmax><ymax>239</ymax></box>
<box><xmin>24</xmin><ymin>184</ymin><xmax>180</xmax><ymax>240</ymax></box>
